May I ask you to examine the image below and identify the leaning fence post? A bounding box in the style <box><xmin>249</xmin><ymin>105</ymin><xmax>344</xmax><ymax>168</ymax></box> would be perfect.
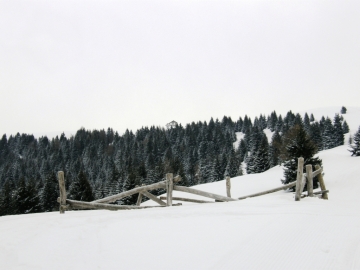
<box><xmin>315</xmin><ymin>165</ymin><xmax>328</xmax><ymax>200</ymax></box>
<box><xmin>306</xmin><ymin>165</ymin><xmax>313</xmax><ymax>197</ymax></box>
<box><xmin>166</xmin><ymin>173</ymin><xmax>173</xmax><ymax>207</ymax></box>
<box><xmin>226</xmin><ymin>176</ymin><xmax>231</xmax><ymax>198</ymax></box>
<box><xmin>136</xmin><ymin>185</ymin><xmax>143</xmax><ymax>206</ymax></box>
<box><xmin>295</xmin><ymin>157</ymin><xmax>304</xmax><ymax>201</ymax></box>
<box><xmin>58</xmin><ymin>171</ymin><xmax>66</xmax><ymax>214</ymax></box>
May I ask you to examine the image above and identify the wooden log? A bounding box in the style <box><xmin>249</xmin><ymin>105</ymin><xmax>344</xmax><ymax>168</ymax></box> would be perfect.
<box><xmin>237</xmin><ymin>181</ymin><xmax>297</xmax><ymax>200</ymax></box>
<box><xmin>173</xmin><ymin>185</ymin><xmax>237</xmax><ymax>202</ymax></box>
<box><xmin>160</xmin><ymin>196</ymin><xmax>214</xmax><ymax>204</ymax></box>
<box><xmin>136</xmin><ymin>192</ymin><xmax>143</xmax><ymax>206</ymax></box>
<box><xmin>315</xmin><ymin>165</ymin><xmax>328</xmax><ymax>200</ymax></box>
<box><xmin>93</xmin><ymin>181</ymin><xmax>166</xmax><ymax>204</ymax></box>
<box><xmin>58</xmin><ymin>171</ymin><xmax>66</xmax><ymax>214</ymax></box>
<box><xmin>166</xmin><ymin>173</ymin><xmax>173</xmax><ymax>207</ymax></box>
<box><xmin>313</xmin><ymin>190</ymin><xmax>329</xmax><ymax>195</ymax></box>
<box><xmin>312</xmin><ymin>167</ymin><xmax>322</xmax><ymax>178</ymax></box>
<box><xmin>66</xmin><ymin>199</ymin><xmax>170</xmax><ymax>210</ymax></box>
<box><xmin>306</xmin><ymin>164</ymin><xmax>313</xmax><ymax>197</ymax></box>
<box><xmin>226</xmin><ymin>176</ymin><xmax>231</xmax><ymax>198</ymax></box>
<box><xmin>295</xmin><ymin>157</ymin><xmax>304</xmax><ymax>201</ymax></box>
<box><xmin>301</xmin><ymin>190</ymin><xmax>329</xmax><ymax>198</ymax></box>
<box><xmin>141</xmin><ymin>191</ymin><xmax>166</xmax><ymax>206</ymax></box>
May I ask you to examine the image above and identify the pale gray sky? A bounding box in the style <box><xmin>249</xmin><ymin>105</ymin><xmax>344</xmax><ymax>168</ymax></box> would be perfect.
<box><xmin>1</xmin><ymin>0</ymin><xmax>359</xmax><ymax>137</ymax></box>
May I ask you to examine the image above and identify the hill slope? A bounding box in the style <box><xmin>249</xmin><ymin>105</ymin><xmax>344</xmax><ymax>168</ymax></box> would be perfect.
<box><xmin>1</xmin><ymin>107</ymin><xmax>360</xmax><ymax>269</ymax></box>
<box><xmin>1</xmin><ymin>141</ymin><xmax>360</xmax><ymax>269</ymax></box>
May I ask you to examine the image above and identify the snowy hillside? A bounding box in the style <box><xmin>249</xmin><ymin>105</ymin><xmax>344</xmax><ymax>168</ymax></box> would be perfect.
<box><xmin>1</xmin><ymin>108</ymin><xmax>360</xmax><ymax>270</ymax></box>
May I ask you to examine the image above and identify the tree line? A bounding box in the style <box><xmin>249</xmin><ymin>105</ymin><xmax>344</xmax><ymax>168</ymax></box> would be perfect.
<box><xmin>0</xmin><ymin>108</ymin><xmax>350</xmax><ymax>216</ymax></box>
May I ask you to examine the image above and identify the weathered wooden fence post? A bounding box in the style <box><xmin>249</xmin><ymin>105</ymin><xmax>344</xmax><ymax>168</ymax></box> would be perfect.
<box><xmin>136</xmin><ymin>185</ymin><xmax>143</xmax><ymax>206</ymax></box>
<box><xmin>58</xmin><ymin>171</ymin><xmax>66</xmax><ymax>214</ymax></box>
<box><xmin>315</xmin><ymin>165</ymin><xmax>328</xmax><ymax>200</ymax></box>
<box><xmin>166</xmin><ymin>173</ymin><xmax>173</xmax><ymax>206</ymax></box>
<box><xmin>136</xmin><ymin>193</ymin><xmax>143</xmax><ymax>206</ymax></box>
<box><xmin>226</xmin><ymin>176</ymin><xmax>231</xmax><ymax>198</ymax></box>
<box><xmin>306</xmin><ymin>164</ymin><xmax>313</xmax><ymax>197</ymax></box>
<box><xmin>295</xmin><ymin>157</ymin><xmax>304</xmax><ymax>201</ymax></box>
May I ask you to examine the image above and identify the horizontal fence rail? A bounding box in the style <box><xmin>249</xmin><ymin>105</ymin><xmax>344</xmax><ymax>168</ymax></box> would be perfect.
<box><xmin>57</xmin><ymin>159</ymin><xmax>328</xmax><ymax>214</ymax></box>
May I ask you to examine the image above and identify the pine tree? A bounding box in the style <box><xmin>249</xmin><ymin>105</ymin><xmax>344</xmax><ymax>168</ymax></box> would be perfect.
<box><xmin>41</xmin><ymin>173</ymin><xmax>59</xmax><ymax>212</ymax></box>
<box><xmin>282</xmin><ymin>125</ymin><xmax>322</xmax><ymax>189</ymax></box>
<box><xmin>121</xmin><ymin>170</ymin><xmax>137</xmax><ymax>205</ymax></box>
<box><xmin>309</xmin><ymin>122</ymin><xmax>323</xmax><ymax>151</ymax></box>
<box><xmin>333</xmin><ymin>114</ymin><xmax>344</xmax><ymax>147</ymax></box>
<box><xmin>269</xmin><ymin>130</ymin><xmax>282</xmax><ymax>167</ymax></box>
<box><xmin>227</xmin><ymin>147</ymin><xmax>241</xmax><ymax>177</ymax></box>
<box><xmin>342</xmin><ymin>121</ymin><xmax>350</xmax><ymax>134</ymax></box>
<box><xmin>322</xmin><ymin>117</ymin><xmax>336</xmax><ymax>150</ymax></box>
<box><xmin>26</xmin><ymin>179</ymin><xmax>41</xmax><ymax>213</ymax></box>
<box><xmin>246</xmin><ymin>127</ymin><xmax>264</xmax><ymax>174</ymax></box>
<box><xmin>349</xmin><ymin>126</ymin><xmax>360</xmax><ymax>156</ymax></box>
<box><xmin>253</xmin><ymin>135</ymin><xmax>270</xmax><ymax>173</ymax></box>
<box><xmin>310</xmin><ymin>113</ymin><xmax>315</xmax><ymax>122</ymax></box>
<box><xmin>0</xmin><ymin>181</ymin><xmax>14</xmax><ymax>216</ymax></box>
<box><xmin>341</xmin><ymin>106</ymin><xmax>347</xmax><ymax>114</ymax></box>
<box><xmin>237</xmin><ymin>139</ymin><xmax>247</xmax><ymax>162</ymax></box>
<box><xmin>304</xmin><ymin>113</ymin><xmax>311</xmax><ymax>134</ymax></box>
<box><xmin>13</xmin><ymin>178</ymin><xmax>28</xmax><ymax>214</ymax></box>
<box><xmin>69</xmin><ymin>170</ymin><xmax>94</xmax><ymax>201</ymax></box>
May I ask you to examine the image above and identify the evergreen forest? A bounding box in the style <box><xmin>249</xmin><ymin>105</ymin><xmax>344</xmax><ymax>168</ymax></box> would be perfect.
<box><xmin>0</xmin><ymin>109</ymin><xmax>349</xmax><ymax>216</ymax></box>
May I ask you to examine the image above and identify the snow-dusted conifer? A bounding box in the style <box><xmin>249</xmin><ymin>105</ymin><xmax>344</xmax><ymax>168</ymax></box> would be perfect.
<box><xmin>349</xmin><ymin>126</ymin><xmax>360</xmax><ymax>156</ymax></box>
<box><xmin>282</xmin><ymin>124</ymin><xmax>322</xmax><ymax>189</ymax></box>
<box><xmin>69</xmin><ymin>170</ymin><xmax>94</xmax><ymax>201</ymax></box>
<box><xmin>342</xmin><ymin>121</ymin><xmax>350</xmax><ymax>134</ymax></box>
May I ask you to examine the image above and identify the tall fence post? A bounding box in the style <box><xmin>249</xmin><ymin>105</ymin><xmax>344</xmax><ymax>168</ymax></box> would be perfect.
<box><xmin>58</xmin><ymin>171</ymin><xmax>66</xmax><ymax>214</ymax></box>
<box><xmin>295</xmin><ymin>157</ymin><xmax>304</xmax><ymax>201</ymax></box>
<box><xmin>226</xmin><ymin>176</ymin><xmax>231</xmax><ymax>198</ymax></box>
<box><xmin>166</xmin><ymin>173</ymin><xmax>173</xmax><ymax>207</ymax></box>
<box><xmin>315</xmin><ymin>165</ymin><xmax>328</xmax><ymax>200</ymax></box>
<box><xmin>306</xmin><ymin>165</ymin><xmax>313</xmax><ymax>197</ymax></box>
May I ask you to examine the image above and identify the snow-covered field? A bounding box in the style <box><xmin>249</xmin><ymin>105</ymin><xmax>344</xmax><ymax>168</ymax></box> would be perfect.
<box><xmin>1</xmin><ymin>107</ymin><xmax>359</xmax><ymax>270</ymax></box>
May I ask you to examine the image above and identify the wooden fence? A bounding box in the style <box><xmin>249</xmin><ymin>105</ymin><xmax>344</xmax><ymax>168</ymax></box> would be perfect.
<box><xmin>57</xmin><ymin>158</ymin><xmax>328</xmax><ymax>213</ymax></box>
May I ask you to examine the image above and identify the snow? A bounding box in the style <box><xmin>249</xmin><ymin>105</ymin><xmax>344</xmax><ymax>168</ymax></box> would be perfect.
<box><xmin>233</xmin><ymin>129</ymin><xmax>273</xmax><ymax>150</ymax></box>
<box><xmin>233</xmin><ymin>131</ymin><xmax>244</xmax><ymax>149</ymax></box>
<box><xmin>263</xmin><ymin>128</ymin><xmax>274</xmax><ymax>142</ymax></box>
<box><xmin>1</xmin><ymin>108</ymin><xmax>360</xmax><ymax>269</ymax></box>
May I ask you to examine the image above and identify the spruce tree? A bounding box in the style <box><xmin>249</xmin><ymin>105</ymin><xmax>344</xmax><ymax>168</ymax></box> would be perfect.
<box><xmin>309</xmin><ymin>122</ymin><xmax>323</xmax><ymax>151</ymax></box>
<box><xmin>310</xmin><ymin>113</ymin><xmax>315</xmax><ymax>122</ymax></box>
<box><xmin>269</xmin><ymin>130</ymin><xmax>282</xmax><ymax>167</ymax></box>
<box><xmin>341</xmin><ymin>106</ymin><xmax>347</xmax><ymax>114</ymax></box>
<box><xmin>26</xmin><ymin>179</ymin><xmax>42</xmax><ymax>213</ymax></box>
<box><xmin>69</xmin><ymin>170</ymin><xmax>94</xmax><ymax>201</ymax></box>
<box><xmin>41</xmin><ymin>173</ymin><xmax>59</xmax><ymax>212</ymax></box>
<box><xmin>237</xmin><ymin>139</ymin><xmax>247</xmax><ymax>162</ymax></box>
<box><xmin>349</xmin><ymin>126</ymin><xmax>360</xmax><ymax>156</ymax></box>
<box><xmin>281</xmin><ymin>125</ymin><xmax>322</xmax><ymax>190</ymax></box>
<box><xmin>333</xmin><ymin>114</ymin><xmax>344</xmax><ymax>147</ymax></box>
<box><xmin>227</xmin><ymin>147</ymin><xmax>241</xmax><ymax>177</ymax></box>
<box><xmin>0</xmin><ymin>181</ymin><xmax>14</xmax><ymax>216</ymax></box>
<box><xmin>342</xmin><ymin>121</ymin><xmax>350</xmax><ymax>134</ymax></box>
<box><xmin>304</xmin><ymin>113</ymin><xmax>311</xmax><ymax>134</ymax></box>
<box><xmin>13</xmin><ymin>178</ymin><xmax>27</xmax><ymax>214</ymax></box>
<box><xmin>322</xmin><ymin>117</ymin><xmax>336</xmax><ymax>150</ymax></box>
<box><xmin>253</xmin><ymin>135</ymin><xmax>270</xmax><ymax>173</ymax></box>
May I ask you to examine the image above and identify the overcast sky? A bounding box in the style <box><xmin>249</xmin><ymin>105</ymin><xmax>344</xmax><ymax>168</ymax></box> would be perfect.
<box><xmin>1</xmin><ymin>0</ymin><xmax>359</xmax><ymax>138</ymax></box>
